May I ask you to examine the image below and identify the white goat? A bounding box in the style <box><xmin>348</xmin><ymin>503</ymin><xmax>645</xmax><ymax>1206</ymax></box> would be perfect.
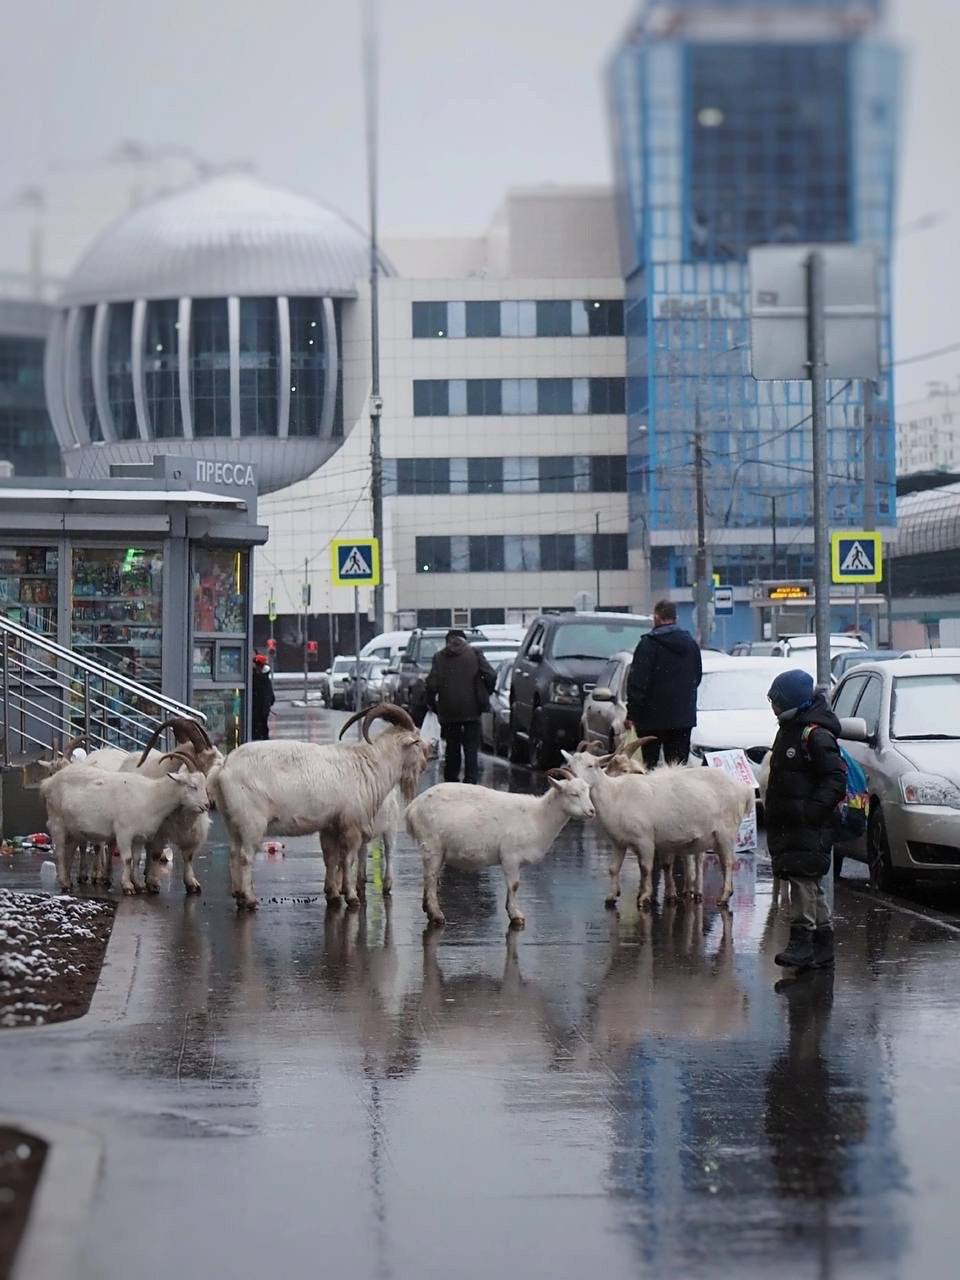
<box><xmin>405</xmin><ymin>768</ymin><xmax>596</xmax><ymax>928</ymax></box>
<box><xmin>563</xmin><ymin>749</ymin><xmax>751</xmax><ymax>909</ymax></box>
<box><xmin>357</xmin><ymin>786</ymin><xmax>405</xmax><ymax>898</ymax></box>
<box><xmin>40</xmin><ymin>760</ymin><xmax>210</xmax><ymax>895</ymax></box>
<box><xmin>206</xmin><ymin>703</ymin><xmax>430</xmax><ymax>910</ymax></box>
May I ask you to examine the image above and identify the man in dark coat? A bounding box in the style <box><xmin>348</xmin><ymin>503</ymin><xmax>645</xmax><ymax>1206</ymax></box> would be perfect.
<box><xmin>626</xmin><ymin>600</ymin><xmax>702</xmax><ymax>769</ymax></box>
<box><xmin>251</xmin><ymin>653</ymin><xmax>275</xmax><ymax>740</ymax></box>
<box><xmin>425</xmin><ymin>630</ymin><xmax>496</xmax><ymax>784</ymax></box>
<box><xmin>765</xmin><ymin>669</ymin><xmax>847</xmax><ymax>972</ymax></box>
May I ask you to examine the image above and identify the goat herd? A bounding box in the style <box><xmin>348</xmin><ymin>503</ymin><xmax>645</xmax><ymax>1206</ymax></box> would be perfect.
<box><xmin>34</xmin><ymin>704</ymin><xmax>753</xmax><ymax>927</ymax></box>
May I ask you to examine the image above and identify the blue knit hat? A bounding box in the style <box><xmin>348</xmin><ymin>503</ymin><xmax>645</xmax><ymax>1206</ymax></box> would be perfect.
<box><xmin>768</xmin><ymin>668</ymin><xmax>815</xmax><ymax>714</ymax></box>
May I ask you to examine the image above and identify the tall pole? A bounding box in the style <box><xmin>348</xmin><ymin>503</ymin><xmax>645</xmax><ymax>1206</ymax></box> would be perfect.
<box><xmin>364</xmin><ymin>0</ymin><xmax>385</xmax><ymax>634</ymax></box>
<box><xmin>807</xmin><ymin>251</ymin><xmax>831</xmax><ymax>687</ymax></box>
<box><xmin>353</xmin><ymin>586</ymin><xmax>362</xmax><ymax>720</ymax></box>
<box><xmin>302</xmin><ymin>557</ymin><xmax>309</xmax><ymax>706</ymax></box>
<box><xmin>862</xmin><ymin>378</ymin><xmax>877</xmax><ymax>531</ymax></box>
<box><xmin>595</xmin><ymin>511</ymin><xmax>601</xmax><ymax>610</ymax></box>
<box><xmin>694</xmin><ymin>396</ymin><xmax>712</xmax><ymax>647</ymax></box>
<box><xmin>770</xmin><ymin>495</ymin><xmax>778</xmax><ymax>581</ymax></box>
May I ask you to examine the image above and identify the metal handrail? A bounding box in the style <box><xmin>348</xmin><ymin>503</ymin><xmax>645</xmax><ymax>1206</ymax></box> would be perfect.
<box><xmin>0</xmin><ymin>615</ymin><xmax>202</xmax><ymax>720</ymax></box>
<box><xmin>0</xmin><ymin>614</ymin><xmax>206</xmax><ymax>766</ymax></box>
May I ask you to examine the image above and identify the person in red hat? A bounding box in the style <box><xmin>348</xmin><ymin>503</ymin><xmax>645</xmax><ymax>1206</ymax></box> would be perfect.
<box><xmin>252</xmin><ymin>652</ymin><xmax>275</xmax><ymax>740</ymax></box>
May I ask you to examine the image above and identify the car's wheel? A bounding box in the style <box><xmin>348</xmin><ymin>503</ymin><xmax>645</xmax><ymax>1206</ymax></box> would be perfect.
<box><xmin>868</xmin><ymin>804</ymin><xmax>908</xmax><ymax>893</ymax></box>
<box><xmin>508</xmin><ymin>711</ymin><xmax>528</xmax><ymax>764</ymax></box>
<box><xmin>528</xmin><ymin>713</ymin><xmax>555</xmax><ymax>773</ymax></box>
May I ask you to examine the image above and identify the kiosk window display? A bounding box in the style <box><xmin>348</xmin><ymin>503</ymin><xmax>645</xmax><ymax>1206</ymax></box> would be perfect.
<box><xmin>71</xmin><ymin>546</ymin><xmax>164</xmax><ymax>685</ymax></box>
<box><xmin>0</xmin><ymin>546</ymin><xmax>59</xmax><ymax>636</ymax></box>
<box><xmin>192</xmin><ymin>547</ymin><xmax>249</xmax><ymax>750</ymax></box>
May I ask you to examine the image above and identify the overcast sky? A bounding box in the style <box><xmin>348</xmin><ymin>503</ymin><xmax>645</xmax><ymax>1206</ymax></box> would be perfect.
<box><xmin>0</xmin><ymin>0</ymin><xmax>956</xmax><ymax>399</ymax></box>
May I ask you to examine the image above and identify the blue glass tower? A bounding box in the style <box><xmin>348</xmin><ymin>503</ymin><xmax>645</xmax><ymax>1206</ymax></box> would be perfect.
<box><xmin>608</xmin><ymin>0</ymin><xmax>898</xmax><ymax>634</ymax></box>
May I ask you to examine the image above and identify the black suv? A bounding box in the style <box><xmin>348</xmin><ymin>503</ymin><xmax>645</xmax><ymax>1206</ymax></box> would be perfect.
<box><xmin>509</xmin><ymin>612</ymin><xmax>653</xmax><ymax>770</ymax></box>
<box><xmin>390</xmin><ymin>627</ymin><xmax>486</xmax><ymax>712</ymax></box>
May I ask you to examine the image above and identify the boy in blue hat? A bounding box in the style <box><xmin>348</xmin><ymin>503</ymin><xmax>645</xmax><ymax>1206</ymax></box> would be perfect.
<box><xmin>765</xmin><ymin>669</ymin><xmax>847</xmax><ymax>971</ymax></box>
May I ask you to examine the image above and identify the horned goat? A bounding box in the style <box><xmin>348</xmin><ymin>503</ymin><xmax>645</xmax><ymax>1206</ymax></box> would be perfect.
<box><xmin>563</xmin><ymin>749</ymin><xmax>751</xmax><ymax>909</ymax></box>
<box><xmin>40</xmin><ymin>757</ymin><xmax>210</xmax><ymax>895</ymax></box>
<box><xmin>206</xmin><ymin>703</ymin><xmax>430</xmax><ymax>910</ymax></box>
<box><xmin>405</xmin><ymin>768</ymin><xmax>596</xmax><ymax>928</ymax></box>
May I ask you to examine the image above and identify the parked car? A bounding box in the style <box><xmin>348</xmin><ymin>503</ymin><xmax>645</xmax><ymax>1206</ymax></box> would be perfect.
<box><xmin>831</xmin><ymin>657</ymin><xmax>960</xmax><ymax>889</ymax></box>
<box><xmin>729</xmin><ymin>640</ymin><xmax>771</xmax><ymax>657</ymax></box>
<box><xmin>360</xmin><ymin>630</ymin><xmax>412</xmax><ymax>664</ymax></box>
<box><xmin>328</xmin><ymin>655</ymin><xmax>358</xmax><ymax>709</ymax></box>
<box><xmin>347</xmin><ymin>658</ymin><xmax>391</xmax><ymax>708</ymax></box>
<box><xmin>690</xmin><ymin>656</ymin><xmax>788</xmax><ymax>793</ymax></box>
<box><xmin>480</xmin><ymin>658</ymin><xmax>515</xmax><ymax>755</ymax></box>
<box><xmin>831</xmin><ymin>649</ymin><xmax>903</xmax><ymax>682</ymax></box>
<box><xmin>475</xmin><ymin>624</ymin><xmax>528</xmax><ymax>645</ymax></box>
<box><xmin>772</xmin><ymin>633</ymin><xmax>867</xmax><ymax>659</ymax></box>
<box><xmin>472</xmin><ymin>639</ymin><xmax>520</xmax><ymax>667</ymax></box>
<box><xmin>390</xmin><ymin>627</ymin><xmax>486</xmax><ymax>711</ymax></box>
<box><xmin>580</xmin><ymin>650</ymin><xmax>632</xmax><ymax>752</ymax></box>
<box><xmin>510</xmin><ymin>612</ymin><xmax>653</xmax><ymax>770</ymax></box>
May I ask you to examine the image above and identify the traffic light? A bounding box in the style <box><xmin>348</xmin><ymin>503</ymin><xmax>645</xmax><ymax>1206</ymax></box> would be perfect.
<box><xmin>306</xmin><ymin>640</ymin><xmax>318</xmax><ymax>656</ymax></box>
<box><xmin>266</xmin><ymin>637</ymin><xmax>277</xmax><ymax>653</ymax></box>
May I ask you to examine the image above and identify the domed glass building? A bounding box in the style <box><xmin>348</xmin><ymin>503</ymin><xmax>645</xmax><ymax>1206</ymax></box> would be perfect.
<box><xmin>45</xmin><ymin>173</ymin><xmax>377</xmax><ymax>493</ymax></box>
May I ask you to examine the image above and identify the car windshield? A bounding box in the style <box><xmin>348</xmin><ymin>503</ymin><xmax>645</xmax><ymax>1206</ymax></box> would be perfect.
<box><xmin>476</xmin><ymin>645</ymin><xmax>519</xmax><ymax>664</ymax></box>
<box><xmin>332</xmin><ymin>658</ymin><xmax>355</xmax><ymax>673</ymax></box>
<box><xmin>891</xmin><ymin>674</ymin><xmax>960</xmax><ymax>739</ymax></box>
<box><xmin>698</xmin><ymin>669</ymin><xmax>776</xmax><ymax>712</ymax></box>
<box><xmin>418</xmin><ymin>637</ymin><xmax>446</xmax><ymax>661</ymax></box>
<box><xmin>550</xmin><ymin>621</ymin><xmax>646</xmax><ymax>661</ymax></box>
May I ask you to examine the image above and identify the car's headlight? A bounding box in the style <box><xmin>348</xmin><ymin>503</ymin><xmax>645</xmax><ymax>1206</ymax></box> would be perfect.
<box><xmin>900</xmin><ymin>772</ymin><xmax>960</xmax><ymax>809</ymax></box>
<box><xmin>550</xmin><ymin>679</ymin><xmax>581</xmax><ymax>705</ymax></box>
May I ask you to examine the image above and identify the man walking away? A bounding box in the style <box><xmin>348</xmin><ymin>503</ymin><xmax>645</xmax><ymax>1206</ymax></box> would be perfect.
<box><xmin>626</xmin><ymin>600</ymin><xmax>702</xmax><ymax>769</ymax></box>
<box><xmin>765</xmin><ymin>669</ymin><xmax>847</xmax><ymax>973</ymax></box>
<box><xmin>251</xmin><ymin>653</ymin><xmax>275</xmax><ymax>740</ymax></box>
<box><xmin>425</xmin><ymin>630</ymin><xmax>496</xmax><ymax>784</ymax></box>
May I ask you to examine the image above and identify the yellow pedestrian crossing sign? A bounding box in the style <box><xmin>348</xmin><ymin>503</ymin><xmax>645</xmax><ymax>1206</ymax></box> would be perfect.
<box><xmin>831</xmin><ymin>530</ymin><xmax>882</xmax><ymax>584</ymax></box>
<box><xmin>331</xmin><ymin>537</ymin><xmax>381</xmax><ymax>587</ymax></box>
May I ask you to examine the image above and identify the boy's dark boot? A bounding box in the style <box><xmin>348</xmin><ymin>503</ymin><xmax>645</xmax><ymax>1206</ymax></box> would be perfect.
<box><xmin>775</xmin><ymin>925</ymin><xmax>815</xmax><ymax>969</ymax></box>
<box><xmin>811</xmin><ymin>926</ymin><xmax>835</xmax><ymax>968</ymax></box>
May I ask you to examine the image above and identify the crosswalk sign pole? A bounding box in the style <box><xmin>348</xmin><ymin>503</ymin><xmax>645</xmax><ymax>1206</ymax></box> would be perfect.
<box><xmin>353</xmin><ymin>586</ymin><xmax>362</xmax><ymax>720</ymax></box>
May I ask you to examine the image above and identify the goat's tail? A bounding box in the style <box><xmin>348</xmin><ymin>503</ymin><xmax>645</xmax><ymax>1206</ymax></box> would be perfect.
<box><xmin>205</xmin><ymin>761</ymin><xmax>224</xmax><ymax>813</ymax></box>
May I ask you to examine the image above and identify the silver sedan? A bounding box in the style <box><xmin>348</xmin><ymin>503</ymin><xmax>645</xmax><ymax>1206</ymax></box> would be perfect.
<box><xmin>832</xmin><ymin>657</ymin><xmax>960</xmax><ymax>890</ymax></box>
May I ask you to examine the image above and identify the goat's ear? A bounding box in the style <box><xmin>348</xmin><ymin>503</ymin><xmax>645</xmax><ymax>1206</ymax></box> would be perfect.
<box><xmin>546</xmin><ymin>774</ymin><xmax>563</xmax><ymax>790</ymax></box>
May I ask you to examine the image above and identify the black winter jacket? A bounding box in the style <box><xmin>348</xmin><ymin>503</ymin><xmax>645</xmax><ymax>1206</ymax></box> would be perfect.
<box><xmin>425</xmin><ymin>638</ymin><xmax>496</xmax><ymax>725</ymax></box>
<box><xmin>251</xmin><ymin>667</ymin><xmax>275</xmax><ymax>721</ymax></box>
<box><xmin>765</xmin><ymin>695</ymin><xmax>847</xmax><ymax>879</ymax></box>
<box><xmin>626</xmin><ymin>624</ymin><xmax>702</xmax><ymax>730</ymax></box>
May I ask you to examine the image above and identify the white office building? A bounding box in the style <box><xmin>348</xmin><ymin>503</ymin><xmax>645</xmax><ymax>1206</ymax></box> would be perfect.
<box><xmin>896</xmin><ymin>382</ymin><xmax>960</xmax><ymax>477</ymax></box>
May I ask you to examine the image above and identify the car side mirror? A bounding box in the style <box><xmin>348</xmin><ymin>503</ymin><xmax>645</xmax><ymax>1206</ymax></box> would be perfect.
<box><xmin>401</xmin><ymin>659</ymin><xmax>417</xmax><ymax>671</ymax></box>
<box><xmin>591</xmin><ymin>686</ymin><xmax>614</xmax><ymax>702</ymax></box>
<box><xmin>385</xmin><ymin>667</ymin><xmax>398</xmax><ymax>675</ymax></box>
<box><xmin>528</xmin><ymin>649</ymin><xmax>543</xmax><ymax>663</ymax></box>
<box><xmin>838</xmin><ymin>716</ymin><xmax>869</xmax><ymax>743</ymax></box>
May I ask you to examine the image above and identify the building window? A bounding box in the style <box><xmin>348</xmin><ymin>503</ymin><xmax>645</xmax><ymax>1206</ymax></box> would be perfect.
<box><xmin>0</xmin><ymin>545</ymin><xmax>58</xmax><ymax>637</ymax></box>
<box><xmin>468</xmin><ymin>536</ymin><xmax>504</xmax><ymax>573</ymax></box>
<box><xmin>105</xmin><ymin>303</ymin><xmax>138</xmax><ymax>441</ymax></box>
<box><xmin>472</xmin><ymin>608</ymin><xmax>506</xmax><ymax>625</ymax></box>
<box><xmin>502</xmin><ymin>379</ymin><xmax>538</xmax><ymax>415</ymax></box>
<box><xmin>591</xmin><ymin>455</ymin><xmax>627</xmax><ymax>491</ymax></box>
<box><xmin>412</xmin><ymin>301</ymin><xmax>448</xmax><ymax>338</ymax></box>
<box><xmin>416</xmin><ymin>537</ymin><xmax>452</xmax><ymax>573</ymax></box>
<box><xmin>536</xmin><ymin>300</ymin><xmax>572</xmax><ymax>338</ymax></box>
<box><xmin>539</xmin><ymin>456</ymin><xmax>575</xmax><ymax>493</ymax></box>
<box><xmin>589</xmin><ymin>377</ymin><xmax>626</xmax><ymax>415</ymax></box>
<box><xmin>191</xmin><ymin>299</ymin><xmax>231</xmax><ymax>438</ymax></box>
<box><xmin>144</xmin><ymin>300</ymin><xmax>181</xmax><ymax>439</ymax></box>
<box><xmin>77</xmin><ymin>308</ymin><xmax>100</xmax><ymax>442</ymax></box>
<box><xmin>397</xmin><ymin>457</ymin><xmax>450</xmax><ymax>495</ymax></box>
<box><xmin>417</xmin><ymin>608</ymin><xmax>452</xmax><ymax>627</ymax></box>
<box><xmin>413</xmin><ymin>380</ymin><xmax>450</xmax><ymax>416</ymax></box>
<box><xmin>239</xmin><ymin>298</ymin><xmax>279</xmax><ymax>437</ymax></box>
<box><xmin>540</xmin><ymin>534</ymin><xmax>576</xmax><ymax>571</ymax></box>
<box><xmin>468</xmin><ymin>457</ymin><xmax>503</xmax><ymax>493</ymax></box>
<box><xmin>573</xmin><ymin>299</ymin><xmax>625</xmax><ymax>337</ymax></box>
<box><xmin>537</xmin><ymin>379</ymin><xmax>573</xmax><ymax>415</ymax></box>
<box><xmin>593</xmin><ymin>533</ymin><xmax>628</xmax><ymax>570</ymax></box>
<box><xmin>466</xmin><ymin>379</ymin><xmax>502</xmax><ymax>415</ymax></box>
<box><xmin>465</xmin><ymin>301</ymin><xmax>501</xmax><ymax>338</ymax></box>
<box><xmin>289</xmin><ymin>298</ymin><xmax>326</xmax><ymax>437</ymax></box>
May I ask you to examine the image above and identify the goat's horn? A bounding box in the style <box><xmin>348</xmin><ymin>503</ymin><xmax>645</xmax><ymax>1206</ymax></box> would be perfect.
<box><xmin>137</xmin><ymin>717</ymin><xmax>183</xmax><ymax>767</ymax></box>
<box><xmin>63</xmin><ymin>733</ymin><xmax>88</xmax><ymax>757</ymax></box>
<box><xmin>545</xmin><ymin>767</ymin><xmax>573</xmax><ymax>780</ymax></box>
<box><xmin>172</xmin><ymin>718</ymin><xmax>208</xmax><ymax>752</ymax></box>
<box><xmin>597</xmin><ymin>753</ymin><xmax>615</xmax><ymax>766</ymax></box>
<box><xmin>634</xmin><ymin>735</ymin><xmax>658</xmax><ymax>748</ymax></box>
<box><xmin>338</xmin><ymin>709</ymin><xmax>366</xmax><ymax>741</ymax></box>
<box><xmin>157</xmin><ymin>750</ymin><xmax>196</xmax><ymax>770</ymax></box>
<box><xmin>364</xmin><ymin>703</ymin><xmax>417</xmax><ymax>737</ymax></box>
<box><xmin>576</xmin><ymin>739</ymin><xmax>592</xmax><ymax>753</ymax></box>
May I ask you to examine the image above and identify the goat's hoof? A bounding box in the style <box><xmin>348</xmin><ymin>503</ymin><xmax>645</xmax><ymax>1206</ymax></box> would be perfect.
<box><xmin>121</xmin><ymin>884</ymin><xmax>138</xmax><ymax>896</ymax></box>
<box><xmin>427</xmin><ymin>913</ymin><xmax>446</xmax><ymax>928</ymax></box>
<box><xmin>663</xmin><ymin>890</ymin><xmax>678</xmax><ymax>904</ymax></box>
<box><xmin>345</xmin><ymin>895</ymin><xmax>361</xmax><ymax>911</ymax></box>
<box><xmin>185</xmin><ymin>881</ymin><xmax>202</xmax><ymax>895</ymax></box>
<box><xmin>637</xmin><ymin>897</ymin><xmax>653</xmax><ymax>911</ymax></box>
<box><xmin>508</xmin><ymin>915</ymin><xmax>525</xmax><ymax>929</ymax></box>
<box><xmin>382</xmin><ymin>881</ymin><xmax>393</xmax><ymax>897</ymax></box>
<box><xmin>604</xmin><ymin>896</ymin><xmax>619</xmax><ymax>909</ymax></box>
<box><xmin>236</xmin><ymin>897</ymin><xmax>258</xmax><ymax>912</ymax></box>
<box><xmin>145</xmin><ymin>881</ymin><xmax>161</xmax><ymax>895</ymax></box>
<box><xmin>78</xmin><ymin>874</ymin><xmax>89</xmax><ymax>885</ymax></box>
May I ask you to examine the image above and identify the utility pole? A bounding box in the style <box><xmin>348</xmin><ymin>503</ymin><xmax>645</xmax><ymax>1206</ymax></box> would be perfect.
<box><xmin>770</xmin><ymin>495</ymin><xmax>778</xmax><ymax>582</ymax></box>
<box><xmin>302</xmin><ymin>557</ymin><xmax>310</xmax><ymax>706</ymax></box>
<box><xmin>364</xmin><ymin>0</ymin><xmax>384</xmax><ymax>634</ymax></box>
<box><xmin>694</xmin><ymin>396</ymin><xmax>712</xmax><ymax>647</ymax></box>
<box><xmin>595</xmin><ymin>511</ymin><xmax>601</xmax><ymax>610</ymax></box>
<box><xmin>807</xmin><ymin>251</ymin><xmax>831</xmax><ymax>687</ymax></box>
<box><xmin>859</xmin><ymin>377</ymin><xmax>877</xmax><ymax>641</ymax></box>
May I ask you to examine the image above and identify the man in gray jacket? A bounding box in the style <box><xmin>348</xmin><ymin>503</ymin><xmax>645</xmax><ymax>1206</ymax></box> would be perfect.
<box><xmin>425</xmin><ymin>630</ymin><xmax>497</xmax><ymax>784</ymax></box>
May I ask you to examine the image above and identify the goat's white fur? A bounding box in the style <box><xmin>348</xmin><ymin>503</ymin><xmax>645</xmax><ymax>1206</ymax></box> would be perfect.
<box><xmin>40</xmin><ymin>761</ymin><xmax>210</xmax><ymax>895</ymax></box>
<box><xmin>405</xmin><ymin>776</ymin><xmax>596</xmax><ymax>927</ymax></box>
<box><xmin>563</xmin><ymin>751</ymin><xmax>751</xmax><ymax>909</ymax></box>
<box><xmin>206</xmin><ymin>712</ymin><xmax>428</xmax><ymax>909</ymax></box>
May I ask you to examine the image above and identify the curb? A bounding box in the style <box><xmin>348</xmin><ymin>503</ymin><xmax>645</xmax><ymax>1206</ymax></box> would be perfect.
<box><xmin>4</xmin><ymin>1114</ymin><xmax>102</xmax><ymax>1280</ymax></box>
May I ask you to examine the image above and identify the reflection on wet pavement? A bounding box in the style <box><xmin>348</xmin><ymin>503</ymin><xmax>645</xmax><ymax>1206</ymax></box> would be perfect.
<box><xmin>1</xmin><ymin>705</ymin><xmax>958</xmax><ymax>1278</ymax></box>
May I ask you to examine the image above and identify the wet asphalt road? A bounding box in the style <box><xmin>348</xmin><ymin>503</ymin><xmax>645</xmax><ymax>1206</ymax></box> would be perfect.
<box><xmin>3</xmin><ymin>705</ymin><xmax>960</xmax><ymax>1279</ymax></box>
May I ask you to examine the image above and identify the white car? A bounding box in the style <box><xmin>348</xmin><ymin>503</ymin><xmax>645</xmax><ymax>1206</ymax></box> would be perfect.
<box><xmin>691</xmin><ymin>656</ymin><xmax>786</xmax><ymax>789</ymax></box>
<box><xmin>772</xmin><ymin>633</ymin><xmax>867</xmax><ymax>659</ymax></box>
<box><xmin>360</xmin><ymin>630</ymin><xmax>411</xmax><ymax>663</ymax></box>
